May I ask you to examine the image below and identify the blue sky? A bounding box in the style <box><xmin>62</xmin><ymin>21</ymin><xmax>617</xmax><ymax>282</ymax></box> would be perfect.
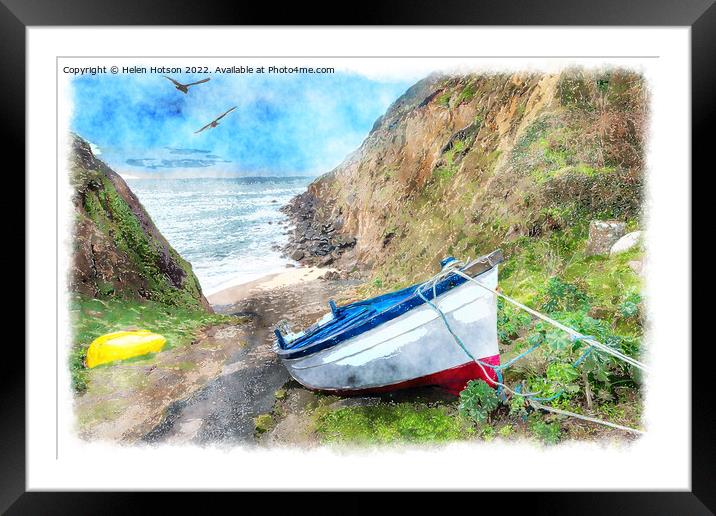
<box><xmin>71</xmin><ymin>71</ymin><xmax>414</xmax><ymax>177</ymax></box>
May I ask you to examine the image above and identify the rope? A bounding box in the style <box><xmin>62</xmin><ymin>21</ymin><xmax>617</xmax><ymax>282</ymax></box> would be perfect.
<box><xmin>415</xmin><ymin>287</ymin><xmax>507</xmax><ymax>394</ymax></box>
<box><xmin>529</xmin><ymin>400</ymin><xmax>645</xmax><ymax>435</ymax></box>
<box><xmin>417</xmin><ymin>257</ymin><xmax>646</xmax><ymax>435</ymax></box>
<box><xmin>451</xmin><ymin>268</ymin><xmax>649</xmax><ymax>372</ymax></box>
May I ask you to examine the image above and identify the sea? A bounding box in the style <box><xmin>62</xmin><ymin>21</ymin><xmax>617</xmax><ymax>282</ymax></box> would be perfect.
<box><xmin>125</xmin><ymin>176</ymin><xmax>311</xmax><ymax>295</ymax></box>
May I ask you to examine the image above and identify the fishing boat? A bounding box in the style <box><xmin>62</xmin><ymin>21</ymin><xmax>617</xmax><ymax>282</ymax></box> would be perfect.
<box><xmin>273</xmin><ymin>250</ymin><xmax>503</xmax><ymax>396</ymax></box>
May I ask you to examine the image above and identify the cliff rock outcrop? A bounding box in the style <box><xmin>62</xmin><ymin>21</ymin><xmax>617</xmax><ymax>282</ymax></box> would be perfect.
<box><xmin>283</xmin><ymin>69</ymin><xmax>646</xmax><ymax>287</ymax></box>
<box><xmin>69</xmin><ymin>134</ymin><xmax>211</xmax><ymax>311</ymax></box>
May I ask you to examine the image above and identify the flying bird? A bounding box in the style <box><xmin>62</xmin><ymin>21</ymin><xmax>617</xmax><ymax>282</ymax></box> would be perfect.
<box><xmin>163</xmin><ymin>75</ymin><xmax>211</xmax><ymax>94</ymax></box>
<box><xmin>194</xmin><ymin>106</ymin><xmax>238</xmax><ymax>134</ymax></box>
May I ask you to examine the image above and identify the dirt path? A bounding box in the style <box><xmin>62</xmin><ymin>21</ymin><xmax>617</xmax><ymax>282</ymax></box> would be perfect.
<box><xmin>141</xmin><ymin>274</ymin><xmax>359</xmax><ymax>446</ymax></box>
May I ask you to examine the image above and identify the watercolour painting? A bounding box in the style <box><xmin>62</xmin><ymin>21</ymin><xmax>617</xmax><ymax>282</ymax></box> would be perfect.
<box><xmin>63</xmin><ymin>58</ymin><xmax>650</xmax><ymax>449</ymax></box>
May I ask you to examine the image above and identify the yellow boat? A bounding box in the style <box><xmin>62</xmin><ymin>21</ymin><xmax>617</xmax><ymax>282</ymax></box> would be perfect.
<box><xmin>86</xmin><ymin>330</ymin><xmax>166</xmax><ymax>368</ymax></box>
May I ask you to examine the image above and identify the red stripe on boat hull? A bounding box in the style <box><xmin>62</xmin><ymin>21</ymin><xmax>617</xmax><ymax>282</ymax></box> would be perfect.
<box><xmin>314</xmin><ymin>354</ymin><xmax>501</xmax><ymax>397</ymax></box>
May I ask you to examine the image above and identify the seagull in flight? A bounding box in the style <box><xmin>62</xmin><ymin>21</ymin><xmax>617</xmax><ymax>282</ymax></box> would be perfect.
<box><xmin>195</xmin><ymin>106</ymin><xmax>238</xmax><ymax>134</ymax></box>
<box><xmin>163</xmin><ymin>75</ymin><xmax>211</xmax><ymax>94</ymax></box>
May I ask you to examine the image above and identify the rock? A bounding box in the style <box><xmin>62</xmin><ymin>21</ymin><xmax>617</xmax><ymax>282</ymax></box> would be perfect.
<box><xmin>283</xmin><ymin>388</ymin><xmax>318</xmax><ymax>413</ymax></box>
<box><xmin>319</xmin><ymin>255</ymin><xmax>334</xmax><ymax>267</ymax></box>
<box><xmin>628</xmin><ymin>260</ymin><xmax>643</xmax><ymax>275</ymax></box>
<box><xmin>311</xmin><ymin>242</ymin><xmax>332</xmax><ymax>256</ymax></box>
<box><xmin>610</xmin><ymin>231</ymin><xmax>643</xmax><ymax>256</ymax></box>
<box><xmin>265</xmin><ymin>413</ymin><xmax>316</xmax><ymax>446</ymax></box>
<box><xmin>586</xmin><ymin>220</ymin><xmax>626</xmax><ymax>256</ymax></box>
<box><xmin>322</xmin><ymin>271</ymin><xmax>340</xmax><ymax>281</ymax></box>
<box><xmin>332</xmin><ymin>234</ymin><xmax>357</xmax><ymax>248</ymax></box>
<box><xmin>290</xmin><ymin>249</ymin><xmax>305</xmax><ymax>261</ymax></box>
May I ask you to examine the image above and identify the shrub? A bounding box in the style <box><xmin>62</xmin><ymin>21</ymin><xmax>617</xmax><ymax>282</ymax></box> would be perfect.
<box><xmin>508</xmin><ymin>394</ymin><xmax>528</xmax><ymax>419</ymax></box>
<box><xmin>542</xmin><ymin>277</ymin><xmax>589</xmax><ymax>313</ymax></box>
<box><xmin>497</xmin><ymin>299</ymin><xmax>532</xmax><ymax>343</ymax></box>
<box><xmin>459</xmin><ymin>379</ymin><xmax>500</xmax><ymax>423</ymax></box>
<box><xmin>528</xmin><ymin>413</ymin><xmax>562</xmax><ymax>444</ymax></box>
<box><xmin>619</xmin><ymin>291</ymin><xmax>642</xmax><ymax>319</ymax></box>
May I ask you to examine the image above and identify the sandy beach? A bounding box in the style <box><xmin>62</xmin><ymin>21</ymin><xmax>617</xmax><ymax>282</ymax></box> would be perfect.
<box><xmin>207</xmin><ymin>265</ymin><xmax>331</xmax><ymax>307</ymax></box>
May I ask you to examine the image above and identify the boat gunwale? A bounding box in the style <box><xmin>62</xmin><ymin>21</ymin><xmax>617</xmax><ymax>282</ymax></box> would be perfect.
<box><xmin>274</xmin><ymin>250</ymin><xmax>502</xmax><ymax>360</ymax></box>
<box><xmin>284</xmin><ymin>279</ymin><xmax>496</xmax><ymax>370</ymax></box>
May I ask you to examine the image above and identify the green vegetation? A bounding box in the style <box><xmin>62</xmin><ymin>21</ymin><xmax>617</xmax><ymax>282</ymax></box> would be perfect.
<box><xmin>316</xmin><ymin>403</ymin><xmax>473</xmax><ymax>444</ymax></box>
<box><xmin>283</xmin><ymin>229</ymin><xmax>644</xmax><ymax>445</ymax></box>
<box><xmin>469</xmin><ymin>240</ymin><xmax>643</xmax><ymax>438</ymax></box>
<box><xmin>528</xmin><ymin>413</ymin><xmax>562</xmax><ymax>444</ymax></box>
<box><xmin>459</xmin><ymin>380</ymin><xmax>500</xmax><ymax>424</ymax></box>
<box><xmin>501</xmin><ymin>241</ymin><xmax>643</xmax><ymax>387</ymax></box>
<box><xmin>70</xmin><ymin>295</ymin><xmax>239</xmax><ymax>393</ymax></box>
<box><xmin>455</xmin><ymin>81</ymin><xmax>478</xmax><ymax>105</ymax></box>
<box><xmin>254</xmin><ymin>413</ymin><xmax>274</xmax><ymax>434</ymax></box>
<box><xmin>79</xmin><ymin>173</ymin><xmax>205</xmax><ymax>309</ymax></box>
<box><xmin>437</xmin><ymin>92</ymin><xmax>452</xmax><ymax>107</ymax></box>
<box><xmin>433</xmin><ymin>164</ymin><xmax>458</xmax><ymax>183</ymax></box>
<box><xmin>497</xmin><ymin>424</ymin><xmax>514</xmax><ymax>438</ymax></box>
<box><xmin>430</xmin><ymin>140</ymin><xmax>467</xmax><ymax>185</ymax></box>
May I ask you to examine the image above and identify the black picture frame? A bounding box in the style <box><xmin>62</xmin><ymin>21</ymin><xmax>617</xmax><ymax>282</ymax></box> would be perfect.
<box><xmin>6</xmin><ymin>0</ymin><xmax>712</xmax><ymax>512</ymax></box>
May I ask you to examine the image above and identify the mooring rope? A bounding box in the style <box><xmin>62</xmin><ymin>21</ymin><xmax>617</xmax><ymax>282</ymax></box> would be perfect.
<box><xmin>529</xmin><ymin>400</ymin><xmax>645</xmax><ymax>435</ymax></box>
<box><xmin>417</xmin><ymin>257</ymin><xmax>646</xmax><ymax>435</ymax></box>
<box><xmin>451</xmin><ymin>267</ymin><xmax>649</xmax><ymax>372</ymax></box>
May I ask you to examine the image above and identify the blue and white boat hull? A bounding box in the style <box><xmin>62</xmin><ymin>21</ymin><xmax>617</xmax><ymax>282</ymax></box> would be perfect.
<box><xmin>273</xmin><ymin>252</ymin><xmax>502</xmax><ymax>395</ymax></box>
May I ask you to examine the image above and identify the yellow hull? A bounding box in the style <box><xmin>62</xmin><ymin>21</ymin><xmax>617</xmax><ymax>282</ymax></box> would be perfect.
<box><xmin>86</xmin><ymin>330</ymin><xmax>166</xmax><ymax>368</ymax></box>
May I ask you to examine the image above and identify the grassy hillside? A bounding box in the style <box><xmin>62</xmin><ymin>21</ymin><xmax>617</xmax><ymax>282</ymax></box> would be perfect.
<box><xmin>347</xmin><ymin>70</ymin><xmax>645</xmax><ymax>289</ymax></box>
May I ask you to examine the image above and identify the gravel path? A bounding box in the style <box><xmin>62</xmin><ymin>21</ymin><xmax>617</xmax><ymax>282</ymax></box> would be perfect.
<box><xmin>142</xmin><ymin>276</ymin><xmax>358</xmax><ymax>446</ymax></box>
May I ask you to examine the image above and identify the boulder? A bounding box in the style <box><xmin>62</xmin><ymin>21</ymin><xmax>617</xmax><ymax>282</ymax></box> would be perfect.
<box><xmin>586</xmin><ymin>220</ymin><xmax>626</xmax><ymax>256</ymax></box>
<box><xmin>332</xmin><ymin>234</ymin><xmax>357</xmax><ymax>248</ymax></box>
<box><xmin>290</xmin><ymin>249</ymin><xmax>305</xmax><ymax>261</ymax></box>
<box><xmin>610</xmin><ymin>231</ymin><xmax>643</xmax><ymax>256</ymax></box>
<box><xmin>628</xmin><ymin>260</ymin><xmax>643</xmax><ymax>275</ymax></box>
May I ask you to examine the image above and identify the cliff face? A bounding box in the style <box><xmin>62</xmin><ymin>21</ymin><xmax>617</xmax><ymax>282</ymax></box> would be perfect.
<box><xmin>283</xmin><ymin>69</ymin><xmax>646</xmax><ymax>287</ymax></box>
<box><xmin>69</xmin><ymin>135</ymin><xmax>212</xmax><ymax>311</ymax></box>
